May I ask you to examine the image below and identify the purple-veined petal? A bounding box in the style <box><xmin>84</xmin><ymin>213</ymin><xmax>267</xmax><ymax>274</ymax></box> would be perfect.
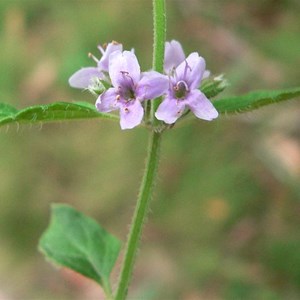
<box><xmin>69</xmin><ymin>67</ymin><xmax>103</xmax><ymax>89</ymax></box>
<box><xmin>109</xmin><ymin>51</ymin><xmax>141</xmax><ymax>88</ymax></box>
<box><xmin>97</xmin><ymin>41</ymin><xmax>123</xmax><ymax>72</ymax></box>
<box><xmin>186</xmin><ymin>90</ymin><xmax>218</xmax><ymax>121</ymax></box>
<box><xmin>95</xmin><ymin>88</ymin><xmax>119</xmax><ymax>113</ymax></box>
<box><xmin>119</xmin><ymin>100</ymin><xmax>144</xmax><ymax>130</ymax></box>
<box><xmin>135</xmin><ymin>71</ymin><xmax>169</xmax><ymax>100</ymax></box>
<box><xmin>175</xmin><ymin>53</ymin><xmax>206</xmax><ymax>90</ymax></box>
<box><xmin>164</xmin><ymin>40</ymin><xmax>185</xmax><ymax>73</ymax></box>
<box><xmin>155</xmin><ymin>97</ymin><xmax>185</xmax><ymax>124</ymax></box>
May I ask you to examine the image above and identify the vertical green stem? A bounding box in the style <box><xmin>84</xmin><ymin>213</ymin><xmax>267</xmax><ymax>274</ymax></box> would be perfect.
<box><xmin>151</xmin><ymin>0</ymin><xmax>166</xmax><ymax>124</ymax></box>
<box><xmin>115</xmin><ymin>131</ymin><xmax>162</xmax><ymax>300</ymax></box>
<box><xmin>114</xmin><ymin>1</ymin><xmax>166</xmax><ymax>299</ymax></box>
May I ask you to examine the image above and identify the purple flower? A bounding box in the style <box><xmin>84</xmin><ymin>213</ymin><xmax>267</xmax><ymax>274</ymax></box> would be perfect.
<box><xmin>164</xmin><ymin>40</ymin><xmax>211</xmax><ymax>79</ymax></box>
<box><xmin>97</xmin><ymin>42</ymin><xmax>123</xmax><ymax>71</ymax></box>
<box><xmin>69</xmin><ymin>41</ymin><xmax>122</xmax><ymax>89</ymax></box>
<box><xmin>96</xmin><ymin>50</ymin><xmax>169</xmax><ymax>130</ymax></box>
<box><xmin>164</xmin><ymin>40</ymin><xmax>185</xmax><ymax>74</ymax></box>
<box><xmin>155</xmin><ymin>52</ymin><xmax>218</xmax><ymax>124</ymax></box>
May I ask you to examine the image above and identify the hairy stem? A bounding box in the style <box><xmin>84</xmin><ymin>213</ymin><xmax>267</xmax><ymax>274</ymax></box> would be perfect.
<box><xmin>114</xmin><ymin>1</ymin><xmax>166</xmax><ymax>298</ymax></box>
<box><xmin>114</xmin><ymin>131</ymin><xmax>162</xmax><ymax>300</ymax></box>
<box><xmin>151</xmin><ymin>0</ymin><xmax>166</xmax><ymax>125</ymax></box>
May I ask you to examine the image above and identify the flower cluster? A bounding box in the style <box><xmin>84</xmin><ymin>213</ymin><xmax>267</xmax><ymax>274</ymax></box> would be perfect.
<box><xmin>69</xmin><ymin>40</ymin><xmax>218</xmax><ymax>129</ymax></box>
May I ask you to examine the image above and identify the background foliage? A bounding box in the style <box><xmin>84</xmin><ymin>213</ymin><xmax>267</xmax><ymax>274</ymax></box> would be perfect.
<box><xmin>0</xmin><ymin>0</ymin><xmax>300</xmax><ymax>299</ymax></box>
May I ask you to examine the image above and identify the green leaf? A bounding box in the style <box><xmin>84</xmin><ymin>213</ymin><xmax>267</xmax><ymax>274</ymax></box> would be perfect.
<box><xmin>39</xmin><ymin>204</ymin><xmax>121</xmax><ymax>295</ymax></box>
<box><xmin>0</xmin><ymin>101</ymin><xmax>119</xmax><ymax>127</ymax></box>
<box><xmin>201</xmin><ymin>74</ymin><xmax>229</xmax><ymax>99</ymax></box>
<box><xmin>214</xmin><ymin>87</ymin><xmax>300</xmax><ymax>114</ymax></box>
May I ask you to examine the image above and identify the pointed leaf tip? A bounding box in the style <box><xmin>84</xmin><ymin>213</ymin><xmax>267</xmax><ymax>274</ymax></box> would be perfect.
<box><xmin>214</xmin><ymin>86</ymin><xmax>300</xmax><ymax>114</ymax></box>
<box><xmin>39</xmin><ymin>204</ymin><xmax>121</xmax><ymax>291</ymax></box>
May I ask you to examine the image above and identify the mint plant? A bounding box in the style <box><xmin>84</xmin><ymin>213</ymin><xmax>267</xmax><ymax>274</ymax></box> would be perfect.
<box><xmin>1</xmin><ymin>0</ymin><xmax>300</xmax><ymax>299</ymax></box>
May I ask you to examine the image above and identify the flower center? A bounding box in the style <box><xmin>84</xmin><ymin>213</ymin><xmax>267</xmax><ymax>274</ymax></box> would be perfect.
<box><xmin>174</xmin><ymin>80</ymin><xmax>189</xmax><ymax>99</ymax></box>
<box><xmin>116</xmin><ymin>71</ymin><xmax>136</xmax><ymax>102</ymax></box>
<box><xmin>116</xmin><ymin>86</ymin><xmax>135</xmax><ymax>103</ymax></box>
<box><xmin>123</xmin><ymin>87</ymin><xmax>135</xmax><ymax>101</ymax></box>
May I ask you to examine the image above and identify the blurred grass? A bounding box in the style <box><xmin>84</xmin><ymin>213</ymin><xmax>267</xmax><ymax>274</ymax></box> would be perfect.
<box><xmin>0</xmin><ymin>0</ymin><xmax>300</xmax><ymax>299</ymax></box>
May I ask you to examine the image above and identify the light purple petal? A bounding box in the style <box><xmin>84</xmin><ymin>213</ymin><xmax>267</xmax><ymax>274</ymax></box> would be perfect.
<box><xmin>97</xmin><ymin>41</ymin><xmax>123</xmax><ymax>72</ymax></box>
<box><xmin>164</xmin><ymin>40</ymin><xmax>185</xmax><ymax>73</ymax></box>
<box><xmin>109</xmin><ymin>51</ymin><xmax>141</xmax><ymax>88</ymax></box>
<box><xmin>119</xmin><ymin>100</ymin><xmax>144</xmax><ymax>130</ymax></box>
<box><xmin>135</xmin><ymin>71</ymin><xmax>169</xmax><ymax>100</ymax></box>
<box><xmin>155</xmin><ymin>97</ymin><xmax>185</xmax><ymax>124</ymax></box>
<box><xmin>176</xmin><ymin>53</ymin><xmax>206</xmax><ymax>89</ymax></box>
<box><xmin>186</xmin><ymin>90</ymin><xmax>218</xmax><ymax>121</ymax></box>
<box><xmin>69</xmin><ymin>67</ymin><xmax>103</xmax><ymax>89</ymax></box>
<box><xmin>203</xmin><ymin>70</ymin><xmax>211</xmax><ymax>79</ymax></box>
<box><xmin>95</xmin><ymin>88</ymin><xmax>118</xmax><ymax>113</ymax></box>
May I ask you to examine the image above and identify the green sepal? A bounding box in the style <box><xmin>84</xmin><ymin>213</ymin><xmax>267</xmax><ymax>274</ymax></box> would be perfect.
<box><xmin>201</xmin><ymin>74</ymin><xmax>229</xmax><ymax>99</ymax></box>
<box><xmin>87</xmin><ymin>77</ymin><xmax>112</xmax><ymax>96</ymax></box>
<box><xmin>0</xmin><ymin>103</ymin><xmax>18</xmax><ymax>118</ymax></box>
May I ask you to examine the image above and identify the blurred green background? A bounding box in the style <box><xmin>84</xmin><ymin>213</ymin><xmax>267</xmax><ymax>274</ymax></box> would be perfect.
<box><xmin>0</xmin><ymin>0</ymin><xmax>300</xmax><ymax>299</ymax></box>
